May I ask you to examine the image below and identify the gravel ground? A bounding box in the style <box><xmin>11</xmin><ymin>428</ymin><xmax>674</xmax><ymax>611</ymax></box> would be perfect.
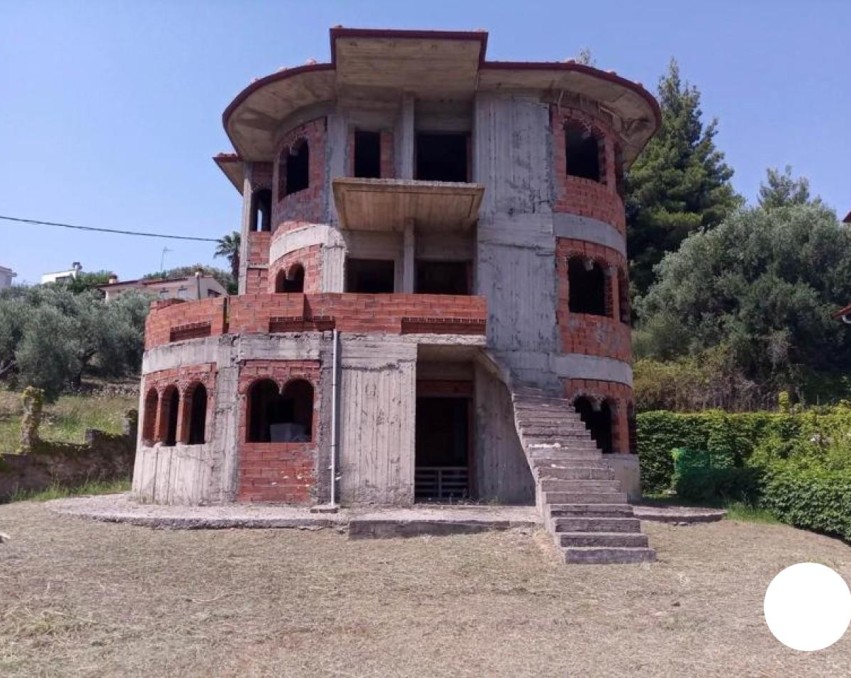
<box><xmin>1</xmin><ymin>500</ymin><xmax>850</xmax><ymax>677</ymax></box>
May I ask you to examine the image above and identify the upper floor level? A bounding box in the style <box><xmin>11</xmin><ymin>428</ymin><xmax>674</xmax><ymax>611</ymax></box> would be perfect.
<box><xmin>214</xmin><ymin>28</ymin><xmax>659</xmax><ymax>238</ymax></box>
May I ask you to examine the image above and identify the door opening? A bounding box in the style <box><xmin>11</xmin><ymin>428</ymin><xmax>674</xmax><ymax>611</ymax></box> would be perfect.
<box><xmin>415</xmin><ymin>396</ymin><xmax>471</xmax><ymax>501</ymax></box>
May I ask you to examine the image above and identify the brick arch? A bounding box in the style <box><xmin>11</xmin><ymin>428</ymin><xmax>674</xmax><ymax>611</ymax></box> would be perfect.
<box><xmin>268</xmin><ymin>244</ymin><xmax>321</xmax><ymax>294</ymax></box>
<box><xmin>272</xmin><ymin>118</ymin><xmax>327</xmax><ymax>229</ymax></box>
<box><xmin>181</xmin><ymin>381</ymin><xmax>209</xmax><ymax>445</ymax></box>
<box><xmin>142</xmin><ymin>387</ymin><xmax>159</xmax><ymax>444</ymax></box>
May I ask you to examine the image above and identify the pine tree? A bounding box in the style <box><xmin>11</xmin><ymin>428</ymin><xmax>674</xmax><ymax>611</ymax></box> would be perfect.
<box><xmin>758</xmin><ymin>166</ymin><xmax>813</xmax><ymax>209</ymax></box>
<box><xmin>626</xmin><ymin>60</ymin><xmax>741</xmax><ymax>298</ymax></box>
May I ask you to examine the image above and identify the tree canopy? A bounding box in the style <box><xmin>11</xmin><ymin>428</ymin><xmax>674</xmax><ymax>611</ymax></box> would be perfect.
<box><xmin>636</xmin><ymin>201</ymin><xmax>851</xmax><ymax>402</ymax></box>
<box><xmin>0</xmin><ymin>286</ymin><xmax>149</xmax><ymax>401</ymax></box>
<box><xmin>214</xmin><ymin>231</ymin><xmax>241</xmax><ymax>284</ymax></box>
<box><xmin>758</xmin><ymin>165</ymin><xmax>814</xmax><ymax>210</ymax></box>
<box><xmin>626</xmin><ymin>60</ymin><xmax>741</xmax><ymax>297</ymax></box>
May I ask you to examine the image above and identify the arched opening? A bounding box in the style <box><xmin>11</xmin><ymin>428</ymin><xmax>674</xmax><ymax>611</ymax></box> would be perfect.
<box><xmin>565</xmin><ymin>124</ymin><xmax>602</xmax><ymax>182</ymax></box>
<box><xmin>614</xmin><ymin>144</ymin><xmax>625</xmax><ymax>197</ymax></box>
<box><xmin>250</xmin><ymin>189</ymin><xmax>272</xmax><ymax>232</ymax></box>
<box><xmin>247</xmin><ymin>379</ymin><xmax>281</xmax><ymax>443</ymax></box>
<box><xmin>275</xmin><ymin>264</ymin><xmax>305</xmax><ymax>293</ymax></box>
<box><xmin>574</xmin><ymin>396</ymin><xmax>613</xmax><ymax>454</ymax></box>
<box><xmin>281</xmin><ymin>379</ymin><xmax>314</xmax><ymax>442</ymax></box>
<box><xmin>618</xmin><ymin>267</ymin><xmax>630</xmax><ymax>324</ymax></box>
<box><xmin>279</xmin><ymin>139</ymin><xmax>309</xmax><ymax>199</ymax></box>
<box><xmin>160</xmin><ymin>385</ymin><xmax>179</xmax><ymax>447</ymax></box>
<box><xmin>187</xmin><ymin>383</ymin><xmax>208</xmax><ymax>445</ymax></box>
<box><xmin>568</xmin><ymin>256</ymin><xmax>607</xmax><ymax>316</ymax></box>
<box><xmin>142</xmin><ymin>388</ymin><xmax>158</xmax><ymax>444</ymax></box>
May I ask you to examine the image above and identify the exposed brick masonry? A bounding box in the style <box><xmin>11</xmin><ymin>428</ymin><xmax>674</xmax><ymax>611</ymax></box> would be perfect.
<box><xmin>236</xmin><ymin>359</ymin><xmax>321</xmax><ymax>504</ymax></box>
<box><xmin>272</xmin><ymin>118</ymin><xmax>327</xmax><ymax>229</ymax></box>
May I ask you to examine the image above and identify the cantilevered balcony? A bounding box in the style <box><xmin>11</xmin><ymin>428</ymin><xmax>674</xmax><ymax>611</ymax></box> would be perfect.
<box><xmin>332</xmin><ymin>178</ymin><xmax>484</xmax><ymax>233</ymax></box>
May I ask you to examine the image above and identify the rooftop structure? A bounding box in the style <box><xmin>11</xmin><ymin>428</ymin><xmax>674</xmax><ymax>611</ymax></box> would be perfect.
<box><xmin>98</xmin><ymin>274</ymin><xmax>227</xmax><ymax>302</ymax></box>
<box><xmin>41</xmin><ymin>261</ymin><xmax>82</xmax><ymax>285</ymax></box>
<box><xmin>133</xmin><ymin>27</ymin><xmax>660</xmax><ymax>563</ymax></box>
<box><xmin>0</xmin><ymin>265</ymin><xmax>16</xmax><ymax>289</ymax></box>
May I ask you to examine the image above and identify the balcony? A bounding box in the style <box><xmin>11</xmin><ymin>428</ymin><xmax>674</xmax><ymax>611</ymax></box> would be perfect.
<box><xmin>332</xmin><ymin>177</ymin><xmax>484</xmax><ymax>232</ymax></box>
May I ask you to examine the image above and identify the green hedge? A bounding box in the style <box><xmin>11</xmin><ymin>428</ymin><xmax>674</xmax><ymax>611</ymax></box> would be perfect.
<box><xmin>637</xmin><ymin>408</ymin><xmax>851</xmax><ymax>541</ymax></box>
<box><xmin>761</xmin><ymin>467</ymin><xmax>851</xmax><ymax>541</ymax></box>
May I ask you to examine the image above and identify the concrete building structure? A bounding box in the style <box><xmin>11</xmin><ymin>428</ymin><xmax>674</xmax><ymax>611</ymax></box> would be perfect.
<box><xmin>98</xmin><ymin>274</ymin><xmax>227</xmax><ymax>302</ymax></box>
<box><xmin>0</xmin><ymin>266</ymin><xmax>16</xmax><ymax>289</ymax></box>
<box><xmin>132</xmin><ymin>28</ymin><xmax>661</xmax><ymax>563</ymax></box>
<box><xmin>41</xmin><ymin>262</ymin><xmax>83</xmax><ymax>285</ymax></box>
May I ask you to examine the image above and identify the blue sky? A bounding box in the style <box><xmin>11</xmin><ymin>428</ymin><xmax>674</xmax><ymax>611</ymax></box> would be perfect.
<box><xmin>2</xmin><ymin>1</ymin><xmax>849</xmax><ymax>284</ymax></box>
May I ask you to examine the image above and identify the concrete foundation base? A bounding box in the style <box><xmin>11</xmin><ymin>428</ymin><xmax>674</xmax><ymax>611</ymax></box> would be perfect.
<box><xmin>600</xmin><ymin>454</ymin><xmax>641</xmax><ymax>501</ymax></box>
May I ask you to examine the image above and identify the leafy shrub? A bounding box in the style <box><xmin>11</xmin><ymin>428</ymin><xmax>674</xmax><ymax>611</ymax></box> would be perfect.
<box><xmin>760</xmin><ymin>467</ymin><xmax>851</xmax><ymax>541</ymax></box>
<box><xmin>675</xmin><ymin>467</ymin><xmax>763</xmax><ymax>506</ymax></box>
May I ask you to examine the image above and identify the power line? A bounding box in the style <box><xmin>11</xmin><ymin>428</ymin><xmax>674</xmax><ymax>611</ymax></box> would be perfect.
<box><xmin>0</xmin><ymin>215</ymin><xmax>220</xmax><ymax>242</ymax></box>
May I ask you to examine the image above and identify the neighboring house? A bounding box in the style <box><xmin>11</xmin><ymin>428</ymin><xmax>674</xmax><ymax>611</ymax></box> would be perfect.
<box><xmin>132</xmin><ymin>27</ymin><xmax>662</xmax><ymax>564</ymax></box>
<box><xmin>97</xmin><ymin>274</ymin><xmax>227</xmax><ymax>302</ymax></box>
<box><xmin>0</xmin><ymin>265</ymin><xmax>16</xmax><ymax>289</ymax></box>
<box><xmin>41</xmin><ymin>261</ymin><xmax>82</xmax><ymax>284</ymax></box>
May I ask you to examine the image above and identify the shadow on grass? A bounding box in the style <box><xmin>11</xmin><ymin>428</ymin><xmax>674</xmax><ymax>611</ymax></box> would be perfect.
<box><xmin>2</xmin><ymin>478</ymin><xmax>130</xmax><ymax>504</ymax></box>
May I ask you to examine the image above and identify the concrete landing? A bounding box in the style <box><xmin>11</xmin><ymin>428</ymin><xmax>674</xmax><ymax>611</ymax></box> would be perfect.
<box><xmin>46</xmin><ymin>494</ymin><xmax>539</xmax><ymax>537</ymax></box>
<box><xmin>632</xmin><ymin>504</ymin><xmax>727</xmax><ymax>524</ymax></box>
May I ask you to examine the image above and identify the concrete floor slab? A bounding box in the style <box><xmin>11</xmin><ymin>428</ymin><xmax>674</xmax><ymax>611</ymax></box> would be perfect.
<box><xmin>46</xmin><ymin>494</ymin><xmax>540</xmax><ymax>536</ymax></box>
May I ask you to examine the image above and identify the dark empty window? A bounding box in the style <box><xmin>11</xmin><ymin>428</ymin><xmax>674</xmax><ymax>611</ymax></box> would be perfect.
<box><xmin>160</xmin><ymin>386</ymin><xmax>179</xmax><ymax>447</ymax></box>
<box><xmin>614</xmin><ymin>144</ymin><xmax>625</xmax><ymax>197</ymax></box>
<box><xmin>142</xmin><ymin>388</ymin><xmax>158</xmax><ymax>444</ymax></box>
<box><xmin>568</xmin><ymin>256</ymin><xmax>607</xmax><ymax>316</ymax></box>
<box><xmin>247</xmin><ymin>378</ymin><xmax>313</xmax><ymax>443</ymax></box>
<box><xmin>187</xmin><ymin>383</ymin><xmax>208</xmax><ymax>445</ymax></box>
<box><xmin>250</xmin><ymin>189</ymin><xmax>272</xmax><ymax>232</ymax></box>
<box><xmin>278</xmin><ymin>140</ymin><xmax>309</xmax><ymax>199</ymax></box>
<box><xmin>618</xmin><ymin>268</ymin><xmax>630</xmax><ymax>324</ymax></box>
<box><xmin>565</xmin><ymin>126</ymin><xmax>601</xmax><ymax>182</ymax></box>
<box><xmin>574</xmin><ymin>397</ymin><xmax>613</xmax><ymax>454</ymax></box>
<box><xmin>416</xmin><ymin>133</ymin><xmax>468</xmax><ymax>182</ymax></box>
<box><xmin>354</xmin><ymin>130</ymin><xmax>381</xmax><ymax>178</ymax></box>
<box><xmin>276</xmin><ymin>264</ymin><xmax>305</xmax><ymax>293</ymax></box>
<box><xmin>345</xmin><ymin>259</ymin><xmax>395</xmax><ymax>294</ymax></box>
<box><xmin>415</xmin><ymin>261</ymin><xmax>470</xmax><ymax>295</ymax></box>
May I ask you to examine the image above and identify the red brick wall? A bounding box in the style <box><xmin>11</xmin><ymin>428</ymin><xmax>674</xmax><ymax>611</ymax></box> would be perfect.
<box><xmin>246</xmin><ymin>231</ymin><xmax>271</xmax><ymax>265</ymax></box>
<box><xmin>141</xmin><ymin>364</ymin><xmax>217</xmax><ymax>445</ymax></box>
<box><xmin>563</xmin><ymin>379</ymin><xmax>633</xmax><ymax>455</ymax></box>
<box><xmin>551</xmin><ymin>107</ymin><xmax>626</xmax><ymax>234</ymax></box>
<box><xmin>236</xmin><ymin>359</ymin><xmax>321</xmax><ymax>503</ymax></box>
<box><xmin>273</xmin><ymin>118</ymin><xmax>327</xmax><ymax>230</ymax></box>
<box><xmin>380</xmin><ymin>130</ymin><xmax>395</xmax><ymax>178</ymax></box>
<box><xmin>268</xmin><ymin>243</ymin><xmax>322</xmax><ymax>294</ymax></box>
<box><xmin>144</xmin><ymin>298</ymin><xmax>227</xmax><ymax>350</ymax></box>
<box><xmin>555</xmin><ymin>238</ymin><xmax>630</xmax><ymax>362</ymax></box>
<box><xmin>144</xmin><ymin>294</ymin><xmax>487</xmax><ymax>348</ymax></box>
<box><xmin>252</xmin><ymin>162</ymin><xmax>273</xmax><ymax>190</ymax></box>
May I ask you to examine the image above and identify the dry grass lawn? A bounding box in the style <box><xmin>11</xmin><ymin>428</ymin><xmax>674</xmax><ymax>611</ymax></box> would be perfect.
<box><xmin>1</xmin><ymin>501</ymin><xmax>850</xmax><ymax>677</ymax></box>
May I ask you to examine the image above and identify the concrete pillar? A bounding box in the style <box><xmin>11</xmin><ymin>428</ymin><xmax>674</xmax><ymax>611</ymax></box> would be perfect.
<box><xmin>237</xmin><ymin>164</ymin><xmax>254</xmax><ymax>295</ymax></box>
<box><xmin>402</xmin><ymin>220</ymin><xmax>415</xmax><ymax>293</ymax></box>
<box><xmin>397</xmin><ymin>93</ymin><xmax>415</xmax><ymax>180</ymax></box>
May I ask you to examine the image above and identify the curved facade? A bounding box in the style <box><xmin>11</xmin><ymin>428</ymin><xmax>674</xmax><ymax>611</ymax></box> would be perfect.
<box><xmin>133</xmin><ymin>27</ymin><xmax>659</xmax><ymax>507</ymax></box>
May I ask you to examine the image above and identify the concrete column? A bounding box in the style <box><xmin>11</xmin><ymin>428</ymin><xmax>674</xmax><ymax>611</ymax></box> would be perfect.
<box><xmin>402</xmin><ymin>220</ymin><xmax>415</xmax><ymax>293</ymax></box>
<box><xmin>237</xmin><ymin>164</ymin><xmax>254</xmax><ymax>295</ymax></box>
<box><xmin>397</xmin><ymin>93</ymin><xmax>415</xmax><ymax>179</ymax></box>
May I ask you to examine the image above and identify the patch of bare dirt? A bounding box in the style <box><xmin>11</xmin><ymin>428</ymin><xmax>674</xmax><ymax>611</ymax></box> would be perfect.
<box><xmin>1</xmin><ymin>501</ymin><xmax>850</xmax><ymax>677</ymax></box>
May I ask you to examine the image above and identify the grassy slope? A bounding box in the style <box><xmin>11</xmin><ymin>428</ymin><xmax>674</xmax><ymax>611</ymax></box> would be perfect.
<box><xmin>0</xmin><ymin>389</ymin><xmax>138</xmax><ymax>454</ymax></box>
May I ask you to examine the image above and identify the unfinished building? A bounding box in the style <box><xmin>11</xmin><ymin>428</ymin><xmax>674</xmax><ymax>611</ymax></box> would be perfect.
<box><xmin>132</xmin><ymin>28</ymin><xmax>661</xmax><ymax>563</ymax></box>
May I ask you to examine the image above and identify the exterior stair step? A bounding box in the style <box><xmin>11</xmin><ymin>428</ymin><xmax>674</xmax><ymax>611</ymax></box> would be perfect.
<box><xmin>532</xmin><ymin>459</ymin><xmax>611</xmax><ymax>469</ymax></box>
<box><xmin>536</xmin><ymin>466</ymin><xmax>615</xmax><ymax>480</ymax></box>
<box><xmin>562</xmin><ymin>547</ymin><xmax>656</xmax><ymax>564</ymax></box>
<box><xmin>544</xmin><ymin>491</ymin><xmax>628</xmax><ymax>505</ymax></box>
<box><xmin>548</xmin><ymin>503</ymin><xmax>635</xmax><ymax>517</ymax></box>
<box><xmin>552</xmin><ymin>517</ymin><xmax>642</xmax><ymax>533</ymax></box>
<box><xmin>540</xmin><ymin>479</ymin><xmax>623</xmax><ymax>493</ymax></box>
<box><xmin>558</xmin><ymin>532</ymin><xmax>650</xmax><ymax>548</ymax></box>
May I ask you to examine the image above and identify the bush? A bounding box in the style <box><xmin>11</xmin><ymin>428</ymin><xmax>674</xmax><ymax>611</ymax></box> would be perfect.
<box><xmin>760</xmin><ymin>467</ymin><xmax>851</xmax><ymax>541</ymax></box>
<box><xmin>675</xmin><ymin>467</ymin><xmax>763</xmax><ymax>505</ymax></box>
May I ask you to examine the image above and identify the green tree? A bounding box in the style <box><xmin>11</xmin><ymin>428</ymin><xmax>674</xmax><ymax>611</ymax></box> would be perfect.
<box><xmin>0</xmin><ymin>286</ymin><xmax>149</xmax><ymax>400</ymax></box>
<box><xmin>626</xmin><ymin>59</ymin><xmax>741</xmax><ymax>298</ymax></box>
<box><xmin>758</xmin><ymin>166</ymin><xmax>813</xmax><ymax>210</ymax></box>
<box><xmin>214</xmin><ymin>231</ymin><xmax>241</xmax><ymax>283</ymax></box>
<box><xmin>637</xmin><ymin>203</ymin><xmax>851</xmax><ymax>402</ymax></box>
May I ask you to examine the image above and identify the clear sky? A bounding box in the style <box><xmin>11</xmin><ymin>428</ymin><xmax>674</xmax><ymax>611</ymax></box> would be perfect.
<box><xmin>2</xmin><ymin>0</ymin><xmax>849</xmax><ymax>284</ymax></box>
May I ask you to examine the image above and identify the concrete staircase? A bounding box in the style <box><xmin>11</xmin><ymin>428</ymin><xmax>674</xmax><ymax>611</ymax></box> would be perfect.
<box><xmin>510</xmin><ymin>385</ymin><xmax>655</xmax><ymax>564</ymax></box>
